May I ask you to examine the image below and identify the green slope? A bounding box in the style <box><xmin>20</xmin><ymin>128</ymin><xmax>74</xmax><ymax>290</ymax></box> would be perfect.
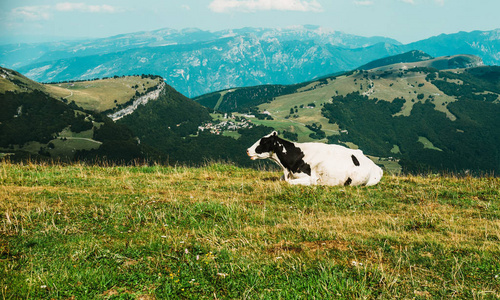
<box><xmin>45</xmin><ymin>75</ymin><xmax>163</xmax><ymax>113</ymax></box>
<box><xmin>0</xmin><ymin>67</ymin><xmax>142</xmax><ymax>162</ymax></box>
<box><xmin>193</xmin><ymin>58</ymin><xmax>500</xmax><ymax>174</ymax></box>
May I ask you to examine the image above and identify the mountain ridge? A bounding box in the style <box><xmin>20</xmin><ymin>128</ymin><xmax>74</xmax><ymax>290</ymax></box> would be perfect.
<box><xmin>0</xmin><ymin>26</ymin><xmax>400</xmax><ymax>69</ymax></box>
<box><xmin>3</xmin><ymin>27</ymin><xmax>499</xmax><ymax>97</ymax></box>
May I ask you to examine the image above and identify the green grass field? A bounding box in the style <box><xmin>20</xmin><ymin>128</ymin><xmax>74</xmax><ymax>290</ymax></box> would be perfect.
<box><xmin>1</xmin><ymin>162</ymin><xmax>499</xmax><ymax>299</ymax></box>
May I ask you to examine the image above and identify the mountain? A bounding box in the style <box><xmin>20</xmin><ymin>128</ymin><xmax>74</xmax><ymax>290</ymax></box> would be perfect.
<box><xmin>404</xmin><ymin>29</ymin><xmax>500</xmax><ymax>66</ymax></box>
<box><xmin>0</xmin><ymin>66</ymin><xmax>272</xmax><ymax>166</ymax></box>
<box><xmin>0</xmin><ymin>26</ymin><xmax>400</xmax><ymax>70</ymax></box>
<box><xmin>0</xmin><ymin>67</ymin><xmax>144</xmax><ymax>162</ymax></box>
<box><xmin>3</xmin><ymin>27</ymin><xmax>499</xmax><ymax>98</ymax></box>
<box><xmin>194</xmin><ymin>53</ymin><xmax>500</xmax><ymax>174</ymax></box>
<box><xmin>7</xmin><ymin>26</ymin><xmax>403</xmax><ymax>98</ymax></box>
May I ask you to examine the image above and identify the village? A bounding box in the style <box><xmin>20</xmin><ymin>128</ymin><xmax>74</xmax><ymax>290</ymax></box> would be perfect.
<box><xmin>198</xmin><ymin>113</ymin><xmax>255</xmax><ymax>135</ymax></box>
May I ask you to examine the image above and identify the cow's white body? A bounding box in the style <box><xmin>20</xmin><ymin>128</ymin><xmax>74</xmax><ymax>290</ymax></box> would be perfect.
<box><xmin>283</xmin><ymin>142</ymin><xmax>382</xmax><ymax>186</ymax></box>
<box><xmin>247</xmin><ymin>132</ymin><xmax>383</xmax><ymax>186</ymax></box>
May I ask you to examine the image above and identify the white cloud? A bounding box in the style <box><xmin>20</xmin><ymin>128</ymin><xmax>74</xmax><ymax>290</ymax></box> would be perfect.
<box><xmin>55</xmin><ymin>3</ymin><xmax>119</xmax><ymax>13</ymax></box>
<box><xmin>11</xmin><ymin>6</ymin><xmax>51</xmax><ymax>21</ymax></box>
<box><xmin>7</xmin><ymin>2</ymin><xmax>122</xmax><ymax>24</ymax></box>
<box><xmin>400</xmin><ymin>0</ymin><xmax>415</xmax><ymax>4</ymax></box>
<box><xmin>354</xmin><ymin>1</ymin><xmax>374</xmax><ymax>6</ymax></box>
<box><xmin>435</xmin><ymin>0</ymin><xmax>445</xmax><ymax>6</ymax></box>
<box><xmin>182</xmin><ymin>5</ymin><xmax>191</xmax><ymax>10</ymax></box>
<box><xmin>209</xmin><ymin>0</ymin><xmax>323</xmax><ymax>13</ymax></box>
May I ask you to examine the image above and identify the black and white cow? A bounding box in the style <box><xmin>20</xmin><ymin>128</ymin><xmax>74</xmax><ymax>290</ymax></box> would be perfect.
<box><xmin>247</xmin><ymin>131</ymin><xmax>383</xmax><ymax>186</ymax></box>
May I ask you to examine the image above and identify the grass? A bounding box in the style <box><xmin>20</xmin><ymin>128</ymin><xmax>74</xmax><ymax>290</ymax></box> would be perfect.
<box><xmin>1</xmin><ymin>162</ymin><xmax>499</xmax><ymax>299</ymax></box>
<box><xmin>418</xmin><ymin>137</ymin><xmax>443</xmax><ymax>152</ymax></box>
<box><xmin>45</xmin><ymin>77</ymin><xmax>163</xmax><ymax>113</ymax></box>
<box><xmin>8</xmin><ymin>126</ymin><xmax>103</xmax><ymax>160</ymax></box>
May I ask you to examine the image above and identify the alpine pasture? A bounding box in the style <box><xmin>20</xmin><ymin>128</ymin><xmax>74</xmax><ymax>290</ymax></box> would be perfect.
<box><xmin>1</xmin><ymin>162</ymin><xmax>499</xmax><ymax>299</ymax></box>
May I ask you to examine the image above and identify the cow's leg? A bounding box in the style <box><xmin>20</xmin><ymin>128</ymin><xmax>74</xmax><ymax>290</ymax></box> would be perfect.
<box><xmin>286</xmin><ymin>173</ymin><xmax>315</xmax><ymax>185</ymax></box>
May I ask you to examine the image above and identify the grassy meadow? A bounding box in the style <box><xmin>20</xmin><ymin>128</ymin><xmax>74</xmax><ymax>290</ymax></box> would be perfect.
<box><xmin>1</xmin><ymin>162</ymin><xmax>499</xmax><ymax>299</ymax></box>
<box><xmin>45</xmin><ymin>77</ymin><xmax>163</xmax><ymax>113</ymax></box>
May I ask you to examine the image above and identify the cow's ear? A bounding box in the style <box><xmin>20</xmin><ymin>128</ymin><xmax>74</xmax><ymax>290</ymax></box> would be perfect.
<box><xmin>272</xmin><ymin>131</ymin><xmax>278</xmax><ymax>136</ymax></box>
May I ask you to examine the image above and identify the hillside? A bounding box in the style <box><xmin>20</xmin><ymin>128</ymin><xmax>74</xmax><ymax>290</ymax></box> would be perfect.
<box><xmin>45</xmin><ymin>75</ymin><xmax>164</xmax><ymax>113</ymax></box>
<box><xmin>0</xmin><ymin>67</ymin><xmax>272</xmax><ymax>166</ymax></box>
<box><xmin>0</xmin><ymin>68</ymin><xmax>149</xmax><ymax>161</ymax></box>
<box><xmin>1</xmin><ymin>163</ymin><xmax>499</xmax><ymax>298</ymax></box>
<box><xmin>3</xmin><ymin>27</ymin><xmax>499</xmax><ymax>97</ymax></box>
<box><xmin>194</xmin><ymin>52</ymin><xmax>483</xmax><ymax>114</ymax></box>
<box><xmin>194</xmin><ymin>54</ymin><xmax>500</xmax><ymax>174</ymax></box>
<box><xmin>2</xmin><ymin>51</ymin><xmax>499</xmax><ymax>173</ymax></box>
<box><xmin>1</xmin><ymin>67</ymin><xmax>164</xmax><ymax>113</ymax></box>
<box><xmin>357</xmin><ymin>50</ymin><xmax>434</xmax><ymax>70</ymax></box>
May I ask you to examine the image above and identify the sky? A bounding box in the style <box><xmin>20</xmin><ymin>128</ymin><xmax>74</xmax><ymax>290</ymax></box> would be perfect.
<box><xmin>0</xmin><ymin>0</ymin><xmax>499</xmax><ymax>45</ymax></box>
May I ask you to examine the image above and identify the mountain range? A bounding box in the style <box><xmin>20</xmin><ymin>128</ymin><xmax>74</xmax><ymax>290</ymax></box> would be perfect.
<box><xmin>1</xmin><ymin>48</ymin><xmax>499</xmax><ymax>174</ymax></box>
<box><xmin>1</xmin><ymin>26</ymin><xmax>499</xmax><ymax>97</ymax></box>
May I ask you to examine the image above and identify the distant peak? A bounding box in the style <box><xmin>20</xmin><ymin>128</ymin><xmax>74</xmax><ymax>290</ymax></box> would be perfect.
<box><xmin>303</xmin><ymin>24</ymin><xmax>321</xmax><ymax>30</ymax></box>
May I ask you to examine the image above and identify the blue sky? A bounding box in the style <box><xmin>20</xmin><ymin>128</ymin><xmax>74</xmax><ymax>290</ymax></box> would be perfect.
<box><xmin>0</xmin><ymin>0</ymin><xmax>499</xmax><ymax>44</ymax></box>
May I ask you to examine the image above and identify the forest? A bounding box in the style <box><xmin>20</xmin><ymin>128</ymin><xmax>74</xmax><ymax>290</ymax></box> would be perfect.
<box><xmin>322</xmin><ymin>92</ymin><xmax>500</xmax><ymax>174</ymax></box>
<box><xmin>0</xmin><ymin>91</ymin><xmax>93</xmax><ymax>147</ymax></box>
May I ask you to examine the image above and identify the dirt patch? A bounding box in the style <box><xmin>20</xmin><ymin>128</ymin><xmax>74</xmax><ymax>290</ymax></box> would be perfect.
<box><xmin>102</xmin><ymin>289</ymin><xmax>120</xmax><ymax>297</ymax></box>
<box><xmin>247</xmin><ymin>200</ymin><xmax>264</xmax><ymax>205</ymax></box>
<box><xmin>301</xmin><ymin>240</ymin><xmax>351</xmax><ymax>252</ymax></box>
<box><xmin>267</xmin><ymin>241</ymin><xmax>304</xmax><ymax>254</ymax></box>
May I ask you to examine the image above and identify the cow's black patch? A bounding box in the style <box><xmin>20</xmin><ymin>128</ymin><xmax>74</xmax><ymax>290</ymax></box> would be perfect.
<box><xmin>277</xmin><ymin>138</ymin><xmax>311</xmax><ymax>176</ymax></box>
<box><xmin>344</xmin><ymin>177</ymin><xmax>352</xmax><ymax>186</ymax></box>
<box><xmin>255</xmin><ymin>135</ymin><xmax>276</xmax><ymax>154</ymax></box>
<box><xmin>257</xmin><ymin>133</ymin><xmax>311</xmax><ymax>176</ymax></box>
<box><xmin>351</xmin><ymin>155</ymin><xmax>360</xmax><ymax>166</ymax></box>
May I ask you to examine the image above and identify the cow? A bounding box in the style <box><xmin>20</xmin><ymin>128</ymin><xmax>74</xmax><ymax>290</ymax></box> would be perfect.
<box><xmin>246</xmin><ymin>131</ymin><xmax>383</xmax><ymax>186</ymax></box>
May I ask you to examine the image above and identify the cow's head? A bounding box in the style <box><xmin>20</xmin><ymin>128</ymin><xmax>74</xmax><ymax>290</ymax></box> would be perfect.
<box><xmin>247</xmin><ymin>131</ymin><xmax>279</xmax><ymax>160</ymax></box>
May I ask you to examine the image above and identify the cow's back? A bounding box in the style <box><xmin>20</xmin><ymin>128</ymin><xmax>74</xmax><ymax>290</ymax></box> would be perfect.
<box><xmin>299</xmin><ymin>143</ymin><xmax>382</xmax><ymax>186</ymax></box>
